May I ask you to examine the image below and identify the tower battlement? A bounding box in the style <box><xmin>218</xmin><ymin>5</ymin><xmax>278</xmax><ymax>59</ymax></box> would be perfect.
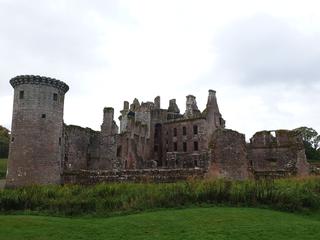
<box><xmin>10</xmin><ymin>75</ymin><xmax>69</xmax><ymax>93</ymax></box>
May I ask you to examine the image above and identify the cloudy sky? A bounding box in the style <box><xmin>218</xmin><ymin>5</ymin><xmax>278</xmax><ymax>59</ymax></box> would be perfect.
<box><xmin>0</xmin><ymin>0</ymin><xmax>319</xmax><ymax>138</ymax></box>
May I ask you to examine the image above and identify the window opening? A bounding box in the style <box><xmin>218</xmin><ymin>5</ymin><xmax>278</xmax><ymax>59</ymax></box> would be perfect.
<box><xmin>194</xmin><ymin>141</ymin><xmax>199</xmax><ymax>151</ymax></box>
<box><xmin>193</xmin><ymin>125</ymin><xmax>198</xmax><ymax>135</ymax></box>
<box><xmin>19</xmin><ymin>91</ymin><xmax>24</xmax><ymax>99</ymax></box>
<box><xmin>174</xmin><ymin>142</ymin><xmax>178</xmax><ymax>151</ymax></box>
<box><xmin>183</xmin><ymin>126</ymin><xmax>187</xmax><ymax>135</ymax></box>
<box><xmin>183</xmin><ymin>142</ymin><xmax>187</xmax><ymax>152</ymax></box>
<box><xmin>173</xmin><ymin>128</ymin><xmax>177</xmax><ymax>137</ymax></box>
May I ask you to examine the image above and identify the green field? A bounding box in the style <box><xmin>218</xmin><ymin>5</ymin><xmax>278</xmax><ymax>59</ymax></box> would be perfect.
<box><xmin>0</xmin><ymin>207</ymin><xmax>319</xmax><ymax>240</ymax></box>
<box><xmin>0</xmin><ymin>158</ymin><xmax>7</xmax><ymax>179</ymax></box>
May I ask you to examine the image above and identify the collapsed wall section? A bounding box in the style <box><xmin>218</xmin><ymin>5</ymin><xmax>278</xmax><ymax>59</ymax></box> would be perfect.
<box><xmin>248</xmin><ymin>130</ymin><xmax>310</xmax><ymax>178</ymax></box>
<box><xmin>63</xmin><ymin>125</ymin><xmax>100</xmax><ymax>171</ymax></box>
<box><xmin>208</xmin><ymin>129</ymin><xmax>251</xmax><ymax>180</ymax></box>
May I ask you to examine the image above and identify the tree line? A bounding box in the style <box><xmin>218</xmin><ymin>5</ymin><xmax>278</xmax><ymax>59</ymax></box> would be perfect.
<box><xmin>294</xmin><ymin>127</ymin><xmax>320</xmax><ymax>162</ymax></box>
<box><xmin>0</xmin><ymin>125</ymin><xmax>10</xmax><ymax>158</ymax></box>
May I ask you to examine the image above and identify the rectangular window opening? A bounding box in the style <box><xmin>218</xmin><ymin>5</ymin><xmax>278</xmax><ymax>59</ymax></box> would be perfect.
<box><xmin>11</xmin><ymin>137</ymin><xmax>15</xmax><ymax>142</ymax></box>
<box><xmin>193</xmin><ymin>125</ymin><xmax>198</xmax><ymax>135</ymax></box>
<box><xmin>19</xmin><ymin>91</ymin><xmax>24</xmax><ymax>99</ymax></box>
<box><xmin>173</xmin><ymin>128</ymin><xmax>177</xmax><ymax>137</ymax></box>
<box><xmin>183</xmin><ymin>142</ymin><xmax>187</xmax><ymax>152</ymax></box>
<box><xmin>53</xmin><ymin>93</ymin><xmax>58</xmax><ymax>101</ymax></box>
<box><xmin>59</xmin><ymin>137</ymin><xmax>61</xmax><ymax>146</ymax></box>
<box><xmin>41</xmin><ymin>114</ymin><xmax>46</xmax><ymax>118</ymax></box>
<box><xmin>174</xmin><ymin>142</ymin><xmax>178</xmax><ymax>151</ymax></box>
<box><xmin>154</xmin><ymin>145</ymin><xmax>158</xmax><ymax>152</ymax></box>
<box><xmin>183</xmin><ymin>126</ymin><xmax>187</xmax><ymax>135</ymax></box>
<box><xmin>194</xmin><ymin>141</ymin><xmax>199</xmax><ymax>151</ymax></box>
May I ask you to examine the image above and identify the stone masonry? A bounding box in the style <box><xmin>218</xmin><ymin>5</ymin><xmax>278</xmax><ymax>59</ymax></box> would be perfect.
<box><xmin>6</xmin><ymin>75</ymin><xmax>310</xmax><ymax>187</ymax></box>
<box><xmin>6</xmin><ymin>75</ymin><xmax>68</xmax><ymax>187</ymax></box>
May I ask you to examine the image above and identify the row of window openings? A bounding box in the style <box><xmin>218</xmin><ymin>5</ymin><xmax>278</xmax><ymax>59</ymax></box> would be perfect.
<box><xmin>171</xmin><ymin>125</ymin><xmax>198</xmax><ymax>137</ymax></box>
<box><xmin>19</xmin><ymin>91</ymin><xmax>58</xmax><ymax>101</ymax></box>
<box><xmin>173</xmin><ymin>141</ymin><xmax>198</xmax><ymax>152</ymax></box>
<box><xmin>154</xmin><ymin>141</ymin><xmax>199</xmax><ymax>152</ymax></box>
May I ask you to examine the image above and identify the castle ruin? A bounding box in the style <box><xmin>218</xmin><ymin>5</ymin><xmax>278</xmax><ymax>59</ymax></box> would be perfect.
<box><xmin>6</xmin><ymin>75</ymin><xmax>310</xmax><ymax>187</ymax></box>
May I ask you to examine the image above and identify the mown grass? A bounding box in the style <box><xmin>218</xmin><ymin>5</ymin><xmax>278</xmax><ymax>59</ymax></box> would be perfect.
<box><xmin>1</xmin><ymin>177</ymin><xmax>320</xmax><ymax>216</ymax></box>
<box><xmin>0</xmin><ymin>158</ymin><xmax>7</xmax><ymax>179</ymax></box>
<box><xmin>0</xmin><ymin>207</ymin><xmax>320</xmax><ymax>240</ymax></box>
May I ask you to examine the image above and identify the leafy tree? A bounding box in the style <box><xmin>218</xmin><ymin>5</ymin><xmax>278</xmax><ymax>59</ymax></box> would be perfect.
<box><xmin>0</xmin><ymin>125</ymin><xmax>10</xmax><ymax>158</ymax></box>
<box><xmin>294</xmin><ymin>127</ymin><xmax>320</xmax><ymax>162</ymax></box>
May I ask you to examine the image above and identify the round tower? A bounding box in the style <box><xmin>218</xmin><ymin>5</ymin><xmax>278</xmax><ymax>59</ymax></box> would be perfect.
<box><xmin>6</xmin><ymin>75</ymin><xmax>69</xmax><ymax>187</ymax></box>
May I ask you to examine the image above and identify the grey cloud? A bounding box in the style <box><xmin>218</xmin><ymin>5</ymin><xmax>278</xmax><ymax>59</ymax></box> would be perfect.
<box><xmin>0</xmin><ymin>0</ymin><xmax>127</xmax><ymax>96</ymax></box>
<box><xmin>0</xmin><ymin>1</ymin><xmax>103</xmax><ymax>67</ymax></box>
<box><xmin>215</xmin><ymin>14</ymin><xmax>320</xmax><ymax>87</ymax></box>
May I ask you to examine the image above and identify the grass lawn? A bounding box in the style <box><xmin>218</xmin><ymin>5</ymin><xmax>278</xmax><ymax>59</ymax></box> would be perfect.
<box><xmin>0</xmin><ymin>158</ymin><xmax>7</xmax><ymax>179</ymax></box>
<box><xmin>0</xmin><ymin>207</ymin><xmax>319</xmax><ymax>240</ymax></box>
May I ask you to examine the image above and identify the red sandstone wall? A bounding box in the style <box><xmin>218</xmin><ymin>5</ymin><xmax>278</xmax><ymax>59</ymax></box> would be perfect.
<box><xmin>208</xmin><ymin>129</ymin><xmax>251</xmax><ymax>180</ymax></box>
<box><xmin>248</xmin><ymin>130</ymin><xmax>310</xmax><ymax>177</ymax></box>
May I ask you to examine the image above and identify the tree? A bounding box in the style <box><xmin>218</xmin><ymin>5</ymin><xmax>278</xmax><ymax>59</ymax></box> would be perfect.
<box><xmin>0</xmin><ymin>125</ymin><xmax>10</xmax><ymax>158</ymax></box>
<box><xmin>294</xmin><ymin>127</ymin><xmax>320</xmax><ymax>162</ymax></box>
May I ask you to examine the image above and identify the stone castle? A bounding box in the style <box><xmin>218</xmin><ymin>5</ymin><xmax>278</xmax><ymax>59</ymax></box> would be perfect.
<box><xmin>6</xmin><ymin>75</ymin><xmax>310</xmax><ymax>187</ymax></box>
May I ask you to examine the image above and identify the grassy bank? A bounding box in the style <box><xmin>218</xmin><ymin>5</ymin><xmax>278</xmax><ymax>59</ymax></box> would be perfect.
<box><xmin>0</xmin><ymin>207</ymin><xmax>320</xmax><ymax>240</ymax></box>
<box><xmin>0</xmin><ymin>177</ymin><xmax>320</xmax><ymax>216</ymax></box>
<box><xmin>0</xmin><ymin>158</ymin><xmax>7</xmax><ymax>179</ymax></box>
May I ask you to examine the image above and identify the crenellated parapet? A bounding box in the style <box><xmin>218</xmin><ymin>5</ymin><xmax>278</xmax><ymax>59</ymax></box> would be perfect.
<box><xmin>10</xmin><ymin>75</ymin><xmax>69</xmax><ymax>93</ymax></box>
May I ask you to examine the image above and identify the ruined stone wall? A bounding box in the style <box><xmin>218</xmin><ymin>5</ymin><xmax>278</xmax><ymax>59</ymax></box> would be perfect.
<box><xmin>118</xmin><ymin>122</ymin><xmax>149</xmax><ymax>169</ymax></box>
<box><xmin>248</xmin><ymin>130</ymin><xmax>310</xmax><ymax>177</ymax></box>
<box><xmin>162</xmin><ymin>118</ymin><xmax>208</xmax><ymax>166</ymax></box>
<box><xmin>64</xmin><ymin>125</ymin><xmax>100</xmax><ymax>171</ymax></box>
<box><xmin>166</xmin><ymin>151</ymin><xmax>210</xmax><ymax>169</ymax></box>
<box><xmin>99</xmin><ymin>108</ymin><xmax>119</xmax><ymax>170</ymax></box>
<box><xmin>118</xmin><ymin>101</ymin><xmax>168</xmax><ymax>169</ymax></box>
<box><xmin>208</xmin><ymin>129</ymin><xmax>251</xmax><ymax>180</ymax></box>
<box><xmin>63</xmin><ymin>168</ymin><xmax>206</xmax><ymax>184</ymax></box>
<box><xmin>149</xmin><ymin>108</ymin><xmax>168</xmax><ymax>165</ymax></box>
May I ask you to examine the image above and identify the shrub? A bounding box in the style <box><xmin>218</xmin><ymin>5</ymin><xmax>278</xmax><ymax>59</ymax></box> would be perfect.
<box><xmin>0</xmin><ymin>177</ymin><xmax>320</xmax><ymax>216</ymax></box>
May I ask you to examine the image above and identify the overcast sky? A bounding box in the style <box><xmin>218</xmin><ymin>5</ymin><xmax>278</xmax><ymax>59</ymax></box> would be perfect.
<box><xmin>0</xmin><ymin>0</ymin><xmax>319</xmax><ymax>138</ymax></box>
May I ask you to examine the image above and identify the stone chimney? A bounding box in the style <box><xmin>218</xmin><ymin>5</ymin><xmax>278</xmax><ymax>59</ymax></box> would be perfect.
<box><xmin>154</xmin><ymin>96</ymin><xmax>160</xmax><ymax>109</ymax></box>
<box><xmin>184</xmin><ymin>95</ymin><xmax>200</xmax><ymax>118</ymax></box>
<box><xmin>168</xmin><ymin>99</ymin><xmax>180</xmax><ymax>113</ymax></box>
<box><xmin>205</xmin><ymin>89</ymin><xmax>225</xmax><ymax>133</ymax></box>
<box><xmin>101</xmin><ymin>107</ymin><xmax>115</xmax><ymax>135</ymax></box>
<box><xmin>123</xmin><ymin>101</ymin><xmax>129</xmax><ymax>111</ymax></box>
<box><xmin>206</xmin><ymin>90</ymin><xmax>220</xmax><ymax>112</ymax></box>
<box><xmin>130</xmin><ymin>98</ymin><xmax>140</xmax><ymax>111</ymax></box>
